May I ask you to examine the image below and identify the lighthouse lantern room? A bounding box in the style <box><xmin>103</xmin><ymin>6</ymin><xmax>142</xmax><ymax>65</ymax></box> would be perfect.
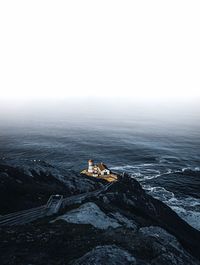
<box><xmin>88</xmin><ymin>159</ymin><xmax>94</xmax><ymax>173</ymax></box>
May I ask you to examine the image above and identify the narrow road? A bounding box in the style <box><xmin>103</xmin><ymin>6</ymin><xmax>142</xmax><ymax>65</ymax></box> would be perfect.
<box><xmin>62</xmin><ymin>182</ymin><xmax>112</xmax><ymax>207</ymax></box>
<box><xmin>0</xmin><ymin>183</ymin><xmax>113</xmax><ymax>226</ymax></box>
<box><xmin>0</xmin><ymin>206</ymin><xmax>47</xmax><ymax>226</ymax></box>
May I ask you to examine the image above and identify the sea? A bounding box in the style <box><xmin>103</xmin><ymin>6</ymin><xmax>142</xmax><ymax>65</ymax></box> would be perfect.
<box><xmin>0</xmin><ymin>113</ymin><xmax>200</xmax><ymax>230</ymax></box>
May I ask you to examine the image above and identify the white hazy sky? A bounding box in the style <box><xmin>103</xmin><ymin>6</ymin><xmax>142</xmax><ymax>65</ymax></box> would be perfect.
<box><xmin>0</xmin><ymin>0</ymin><xmax>200</xmax><ymax>103</ymax></box>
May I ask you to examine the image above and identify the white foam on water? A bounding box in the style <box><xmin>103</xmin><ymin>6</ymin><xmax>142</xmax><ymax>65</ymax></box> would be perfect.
<box><xmin>111</xmin><ymin>164</ymin><xmax>162</xmax><ymax>181</ymax></box>
<box><xmin>174</xmin><ymin>167</ymin><xmax>200</xmax><ymax>174</ymax></box>
<box><xmin>170</xmin><ymin>205</ymin><xmax>200</xmax><ymax>231</ymax></box>
<box><xmin>143</xmin><ymin>184</ymin><xmax>175</xmax><ymax>201</ymax></box>
<box><xmin>110</xmin><ymin>165</ymin><xmax>140</xmax><ymax>171</ymax></box>
<box><xmin>111</xmin><ymin>164</ymin><xmax>200</xmax><ymax>230</ymax></box>
<box><xmin>144</xmin><ymin>184</ymin><xmax>200</xmax><ymax>231</ymax></box>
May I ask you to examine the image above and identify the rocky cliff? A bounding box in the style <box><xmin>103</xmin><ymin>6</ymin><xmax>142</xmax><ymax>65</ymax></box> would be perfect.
<box><xmin>0</xmin><ymin>161</ymin><xmax>200</xmax><ymax>265</ymax></box>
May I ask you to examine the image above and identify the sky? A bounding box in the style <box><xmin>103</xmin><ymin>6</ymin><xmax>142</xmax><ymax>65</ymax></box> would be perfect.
<box><xmin>0</xmin><ymin>1</ymin><xmax>200</xmax><ymax>105</ymax></box>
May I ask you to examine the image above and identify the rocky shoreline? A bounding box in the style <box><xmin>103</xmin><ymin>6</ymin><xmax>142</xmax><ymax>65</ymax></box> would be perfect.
<box><xmin>0</xmin><ymin>160</ymin><xmax>200</xmax><ymax>265</ymax></box>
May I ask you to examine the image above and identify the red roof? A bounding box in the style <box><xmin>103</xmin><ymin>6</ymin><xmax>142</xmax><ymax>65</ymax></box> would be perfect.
<box><xmin>97</xmin><ymin>163</ymin><xmax>108</xmax><ymax>171</ymax></box>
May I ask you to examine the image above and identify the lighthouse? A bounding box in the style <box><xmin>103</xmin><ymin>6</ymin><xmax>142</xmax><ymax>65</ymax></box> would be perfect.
<box><xmin>81</xmin><ymin>160</ymin><xmax>118</xmax><ymax>182</ymax></box>
<box><xmin>88</xmin><ymin>159</ymin><xmax>94</xmax><ymax>173</ymax></box>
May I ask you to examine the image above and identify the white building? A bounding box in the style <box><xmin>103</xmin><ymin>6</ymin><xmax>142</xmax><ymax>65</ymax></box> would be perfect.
<box><xmin>87</xmin><ymin>160</ymin><xmax>110</xmax><ymax>176</ymax></box>
<box><xmin>97</xmin><ymin>163</ymin><xmax>110</xmax><ymax>176</ymax></box>
<box><xmin>88</xmin><ymin>159</ymin><xmax>94</xmax><ymax>173</ymax></box>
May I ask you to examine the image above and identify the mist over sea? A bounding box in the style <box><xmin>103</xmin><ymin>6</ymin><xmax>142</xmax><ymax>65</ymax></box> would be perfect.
<box><xmin>0</xmin><ymin>100</ymin><xmax>200</xmax><ymax>229</ymax></box>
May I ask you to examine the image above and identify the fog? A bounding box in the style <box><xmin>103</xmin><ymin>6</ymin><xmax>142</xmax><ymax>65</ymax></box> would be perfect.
<box><xmin>0</xmin><ymin>98</ymin><xmax>199</xmax><ymax>130</ymax></box>
<box><xmin>0</xmin><ymin>1</ymin><xmax>200</xmax><ymax>129</ymax></box>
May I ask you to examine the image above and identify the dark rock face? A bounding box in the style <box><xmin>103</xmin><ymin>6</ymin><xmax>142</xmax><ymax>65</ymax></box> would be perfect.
<box><xmin>0</xmin><ymin>160</ymin><xmax>103</xmax><ymax>214</ymax></box>
<box><xmin>0</xmin><ymin>166</ymin><xmax>200</xmax><ymax>265</ymax></box>
<box><xmin>71</xmin><ymin>226</ymin><xmax>199</xmax><ymax>265</ymax></box>
<box><xmin>1</xmin><ymin>220</ymin><xmax>199</xmax><ymax>265</ymax></box>
<box><xmin>71</xmin><ymin>245</ymin><xmax>136</xmax><ymax>265</ymax></box>
<box><xmin>0</xmin><ymin>163</ymin><xmax>66</xmax><ymax>214</ymax></box>
<box><xmin>102</xmin><ymin>174</ymin><xmax>200</xmax><ymax>261</ymax></box>
<box><xmin>138</xmin><ymin>226</ymin><xmax>198</xmax><ymax>265</ymax></box>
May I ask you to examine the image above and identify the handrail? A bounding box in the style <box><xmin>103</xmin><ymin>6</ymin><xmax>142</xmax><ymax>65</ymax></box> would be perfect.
<box><xmin>0</xmin><ymin>182</ymin><xmax>114</xmax><ymax>226</ymax></box>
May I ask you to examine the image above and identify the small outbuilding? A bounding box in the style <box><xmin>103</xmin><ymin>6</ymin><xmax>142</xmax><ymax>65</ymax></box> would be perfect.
<box><xmin>96</xmin><ymin>163</ymin><xmax>110</xmax><ymax>176</ymax></box>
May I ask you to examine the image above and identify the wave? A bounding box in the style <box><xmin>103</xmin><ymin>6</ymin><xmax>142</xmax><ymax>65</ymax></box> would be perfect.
<box><xmin>111</xmin><ymin>164</ymin><xmax>200</xmax><ymax>182</ymax></box>
<box><xmin>111</xmin><ymin>164</ymin><xmax>168</xmax><ymax>181</ymax></box>
<box><xmin>111</xmin><ymin>164</ymin><xmax>200</xmax><ymax>230</ymax></box>
<box><xmin>174</xmin><ymin>167</ymin><xmax>200</xmax><ymax>173</ymax></box>
<box><xmin>143</xmin><ymin>183</ymin><xmax>200</xmax><ymax>230</ymax></box>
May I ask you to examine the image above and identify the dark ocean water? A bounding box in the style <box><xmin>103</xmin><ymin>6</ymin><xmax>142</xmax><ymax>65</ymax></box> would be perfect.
<box><xmin>0</xmin><ymin>117</ymin><xmax>200</xmax><ymax>229</ymax></box>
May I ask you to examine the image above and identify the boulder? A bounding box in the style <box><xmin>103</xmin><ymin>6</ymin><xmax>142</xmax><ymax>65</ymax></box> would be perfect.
<box><xmin>72</xmin><ymin>245</ymin><xmax>136</xmax><ymax>265</ymax></box>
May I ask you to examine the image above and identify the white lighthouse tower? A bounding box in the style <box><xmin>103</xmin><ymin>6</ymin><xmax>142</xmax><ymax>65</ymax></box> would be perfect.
<box><xmin>88</xmin><ymin>159</ymin><xmax>94</xmax><ymax>173</ymax></box>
